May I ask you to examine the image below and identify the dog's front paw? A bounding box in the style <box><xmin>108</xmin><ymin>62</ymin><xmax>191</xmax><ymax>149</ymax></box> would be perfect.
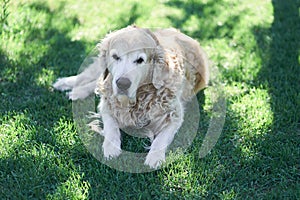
<box><xmin>102</xmin><ymin>139</ymin><xmax>122</xmax><ymax>159</ymax></box>
<box><xmin>67</xmin><ymin>88</ymin><xmax>90</xmax><ymax>100</ymax></box>
<box><xmin>53</xmin><ymin>77</ymin><xmax>76</xmax><ymax>91</ymax></box>
<box><xmin>145</xmin><ymin>150</ymin><xmax>165</xmax><ymax>169</ymax></box>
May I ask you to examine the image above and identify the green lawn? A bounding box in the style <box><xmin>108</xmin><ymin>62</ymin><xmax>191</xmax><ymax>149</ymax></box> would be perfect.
<box><xmin>0</xmin><ymin>0</ymin><xmax>299</xmax><ymax>199</ymax></box>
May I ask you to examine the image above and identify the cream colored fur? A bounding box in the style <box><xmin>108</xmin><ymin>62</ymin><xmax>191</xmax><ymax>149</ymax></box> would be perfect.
<box><xmin>53</xmin><ymin>26</ymin><xmax>209</xmax><ymax>169</ymax></box>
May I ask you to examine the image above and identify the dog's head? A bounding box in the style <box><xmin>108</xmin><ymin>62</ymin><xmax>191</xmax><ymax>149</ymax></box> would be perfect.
<box><xmin>97</xmin><ymin>26</ymin><xmax>165</xmax><ymax>106</ymax></box>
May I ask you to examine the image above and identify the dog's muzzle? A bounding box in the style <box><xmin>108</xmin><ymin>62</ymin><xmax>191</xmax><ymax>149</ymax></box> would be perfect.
<box><xmin>115</xmin><ymin>77</ymin><xmax>136</xmax><ymax>107</ymax></box>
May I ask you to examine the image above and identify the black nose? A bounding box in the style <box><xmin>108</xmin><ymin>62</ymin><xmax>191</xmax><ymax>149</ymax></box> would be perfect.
<box><xmin>116</xmin><ymin>77</ymin><xmax>131</xmax><ymax>90</ymax></box>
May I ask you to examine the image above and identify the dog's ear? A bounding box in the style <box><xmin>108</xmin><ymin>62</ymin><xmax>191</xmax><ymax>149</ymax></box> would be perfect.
<box><xmin>152</xmin><ymin>49</ymin><xmax>187</xmax><ymax>92</ymax></box>
<box><xmin>96</xmin><ymin>35</ymin><xmax>109</xmax><ymax>71</ymax></box>
<box><xmin>151</xmin><ymin>46</ymin><xmax>169</xmax><ymax>89</ymax></box>
<box><xmin>95</xmin><ymin>67</ymin><xmax>111</xmax><ymax>95</ymax></box>
<box><xmin>193</xmin><ymin>46</ymin><xmax>209</xmax><ymax>92</ymax></box>
<box><xmin>94</xmin><ymin>33</ymin><xmax>113</xmax><ymax>95</ymax></box>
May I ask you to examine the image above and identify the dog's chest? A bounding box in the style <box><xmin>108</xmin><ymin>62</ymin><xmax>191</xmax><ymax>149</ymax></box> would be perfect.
<box><xmin>111</xmin><ymin>85</ymin><xmax>175</xmax><ymax>131</ymax></box>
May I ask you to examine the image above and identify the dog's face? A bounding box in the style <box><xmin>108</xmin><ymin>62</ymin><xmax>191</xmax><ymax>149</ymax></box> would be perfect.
<box><xmin>108</xmin><ymin>48</ymin><xmax>150</xmax><ymax>101</ymax></box>
<box><xmin>103</xmin><ymin>28</ymin><xmax>161</xmax><ymax>106</ymax></box>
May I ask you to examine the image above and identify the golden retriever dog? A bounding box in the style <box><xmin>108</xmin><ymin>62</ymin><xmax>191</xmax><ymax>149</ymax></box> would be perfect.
<box><xmin>53</xmin><ymin>25</ymin><xmax>209</xmax><ymax>168</ymax></box>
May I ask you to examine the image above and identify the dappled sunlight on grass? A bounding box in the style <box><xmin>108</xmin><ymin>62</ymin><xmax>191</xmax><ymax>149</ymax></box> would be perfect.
<box><xmin>53</xmin><ymin>117</ymin><xmax>78</xmax><ymax>148</ymax></box>
<box><xmin>231</xmin><ymin>88</ymin><xmax>273</xmax><ymax>135</ymax></box>
<box><xmin>160</xmin><ymin>153</ymin><xmax>222</xmax><ymax>198</ymax></box>
<box><xmin>0</xmin><ymin>112</ymin><xmax>36</xmax><ymax>158</ymax></box>
<box><xmin>0</xmin><ymin>111</ymin><xmax>82</xmax><ymax>198</ymax></box>
<box><xmin>46</xmin><ymin>172</ymin><xmax>90</xmax><ymax>199</ymax></box>
<box><xmin>35</xmin><ymin>68</ymin><xmax>55</xmax><ymax>87</ymax></box>
<box><xmin>0</xmin><ymin>0</ymin><xmax>299</xmax><ymax>199</ymax></box>
<box><xmin>226</xmin><ymin>87</ymin><xmax>274</xmax><ymax>161</ymax></box>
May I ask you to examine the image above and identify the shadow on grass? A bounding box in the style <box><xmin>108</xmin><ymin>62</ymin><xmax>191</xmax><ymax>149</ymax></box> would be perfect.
<box><xmin>0</xmin><ymin>2</ymin><xmax>90</xmax><ymax>199</ymax></box>
<box><xmin>164</xmin><ymin>0</ymin><xmax>244</xmax><ymax>39</ymax></box>
<box><xmin>164</xmin><ymin>0</ymin><xmax>300</xmax><ymax>198</ymax></box>
<box><xmin>247</xmin><ymin>0</ymin><xmax>300</xmax><ymax>196</ymax></box>
<box><xmin>255</xmin><ymin>0</ymin><xmax>300</xmax><ymax>129</ymax></box>
<box><xmin>0</xmin><ymin>1</ymin><xmax>168</xmax><ymax>199</ymax></box>
<box><xmin>254</xmin><ymin>0</ymin><xmax>300</xmax><ymax>154</ymax></box>
<box><xmin>202</xmin><ymin>0</ymin><xmax>298</xmax><ymax>197</ymax></box>
<box><xmin>1</xmin><ymin>0</ymin><xmax>299</xmax><ymax>199</ymax></box>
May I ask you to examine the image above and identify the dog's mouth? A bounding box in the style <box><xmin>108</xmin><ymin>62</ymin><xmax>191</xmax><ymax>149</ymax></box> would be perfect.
<box><xmin>116</xmin><ymin>87</ymin><xmax>137</xmax><ymax>107</ymax></box>
<box><xmin>116</xmin><ymin>94</ymin><xmax>136</xmax><ymax>107</ymax></box>
<box><xmin>117</xmin><ymin>88</ymin><xmax>128</xmax><ymax>95</ymax></box>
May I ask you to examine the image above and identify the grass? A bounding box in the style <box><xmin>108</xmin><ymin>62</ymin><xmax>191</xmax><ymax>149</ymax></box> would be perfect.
<box><xmin>0</xmin><ymin>0</ymin><xmax>299</xmax><ymax>199</ymax></box>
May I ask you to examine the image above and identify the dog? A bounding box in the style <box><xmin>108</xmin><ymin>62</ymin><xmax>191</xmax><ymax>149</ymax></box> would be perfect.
<box><xmin>53</xmin><ymin>25</ymin><xmax>209</xmax><ymax>169</ymax></box>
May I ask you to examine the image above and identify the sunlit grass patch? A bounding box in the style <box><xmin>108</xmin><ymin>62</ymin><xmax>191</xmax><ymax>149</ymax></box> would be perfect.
<box><xmin>228</xmin><ymin>87</ymin><xmax>273</xmax><ymax>160</ymax></box>
<box><xmin>0</xmin><ymin>112</ymin><xmax>36</xmax><ymax>158</ymax></box>
<box><xmin>47</xmin><ymin>172</ymin><xmax>90</xmax><ymax>200</ymax></box>
<box><xmin>35</xmin><ymin>68</ymin><xmax>55</xmax><ymax>87</ymax></box>
<box><xmin>231</xmin><ymin>88</ymin><xmax>273</xmax><ymax>135</ymax></box>
<box><xmin>53</xmin><ymin>117</ymin><xmax>78</xmax><ymax>148</ymax></box>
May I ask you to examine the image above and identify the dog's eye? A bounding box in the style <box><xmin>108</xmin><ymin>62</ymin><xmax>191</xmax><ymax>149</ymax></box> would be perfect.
<box><xmin>134</xmin><ymin>57</ymin><xmax>144</xmax><ymax>64</ymax></box>
<box><xmin>112</xmin><ymin>54</ymin><xmax>121</xmax><ymax>61</ymax></box>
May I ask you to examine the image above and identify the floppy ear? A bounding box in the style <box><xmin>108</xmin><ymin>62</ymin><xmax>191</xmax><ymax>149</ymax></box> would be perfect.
<box><xmin>130</xmin><ymin>27</ymin><xmax>169</xmax><ymax>89</ymax></box>
<box><xmin>95</xmin><ymin>34</ymin><xmax>111</xmax><ymax>95</ymax></box>
<box><xmin>151</xmin><ymin>46</ymin><xmax>170</xmax><ymax>89</ymax></box>
<box><xmin>194</xmin><ymin>46</ymin><xmax>209</xmax><ymax>92</ymax></box>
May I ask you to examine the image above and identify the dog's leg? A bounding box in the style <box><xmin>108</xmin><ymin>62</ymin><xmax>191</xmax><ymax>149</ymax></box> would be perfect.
<box><xmin>67</xmin><ymin>79</ymin><xmax>97</xmax><ymax>100</ymax></box>
<box><xmin>53</xmin><ymin>75</ymin><xmax>78</xmax><ymax>91</ymax></box>
<box><xmin>102</xmin><ymin>113</ymin><xmax>122</xmax><ymax>159</ymax></box>
<box><xmin>145</xmin><ymin>120</ymin><xmax>183</xmax><ymax>169</ymax></box>
<box><xmin>145</xmin><ymin>102</ymin><xmax>184</xmax><ymax>169</ymax></box>
<box><xmin>53</xmin><ymin>57</ymin><xmax>103</xmax><ymax>92</ymax></box>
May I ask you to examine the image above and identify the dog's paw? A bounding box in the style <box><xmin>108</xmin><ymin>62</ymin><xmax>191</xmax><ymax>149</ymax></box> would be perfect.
<box><xmin>88</xmin><ymin>120</ymin><xmax>103</xmax><ymax>135</ymax></box>
<box><xmin>145</xmin><ymin>150</ymin><xmax>165</xmax><ymax>169</ymax></box>
<box><xmin>67</xmin><ymin>88</ymin><xmax>84</xmax><ymax>101</ymax></box>
<box><xmin>53</xmin><ymin>77</ymin><xmax>73</xmax><ymax>91</ymax></box>
<box><xmin>67</xmin><ymin>87</ymin><xmax>92</xmax><ymax>101</ymax></box>
<box><xmin>102</xmin><ymin>139</ymin><xmax>122</xmax><ymax>159</ymax></box>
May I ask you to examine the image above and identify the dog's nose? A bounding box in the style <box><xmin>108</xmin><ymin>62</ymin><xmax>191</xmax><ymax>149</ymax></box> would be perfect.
<box><xmin>116</xmin><ymin>77</ymin><xmax>131</xmax><ymax>90</ymax></box>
